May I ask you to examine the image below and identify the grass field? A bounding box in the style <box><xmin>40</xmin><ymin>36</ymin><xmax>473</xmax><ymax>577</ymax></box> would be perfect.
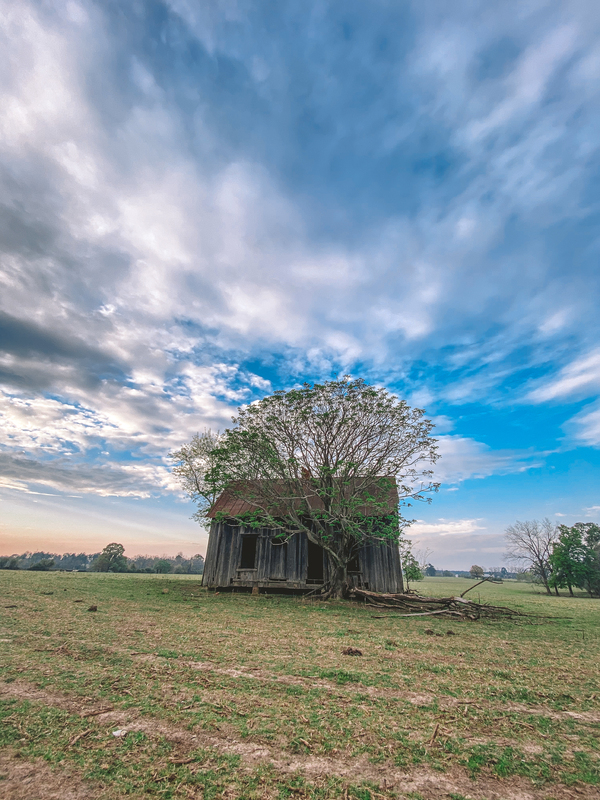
<box><xmin>1</xmin><ymin>572</ymin><xmax>599</xmax><ymax>799</ymax></box>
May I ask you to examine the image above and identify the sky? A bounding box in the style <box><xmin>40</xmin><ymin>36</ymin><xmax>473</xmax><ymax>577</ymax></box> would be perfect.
<box><xmin>1</xmin><ymin>0</ymin><xmax>599</xmax><ymax>569</ymax></box>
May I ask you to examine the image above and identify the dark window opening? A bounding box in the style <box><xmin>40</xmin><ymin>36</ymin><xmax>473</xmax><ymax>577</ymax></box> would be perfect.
<box><xmin>307</xmin><ymin>539</ymin><xmax>324</xmax><ymax>582</ymax></box>
<box><xmin>347</xmin><ymin>554</ymin><xmax>360</xmax><ymax>572</ymax></box>
<box><xmin>240</xmin><ymin>535</ymin><xmax>258</xmax><ymax>569</ymax></box>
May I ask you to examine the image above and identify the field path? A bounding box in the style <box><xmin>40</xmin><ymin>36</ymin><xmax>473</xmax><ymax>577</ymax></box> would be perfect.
<box><xmin>142</xmin><ymin>653</ymin><xmax>600</xmax><ymax>724</ymax></box>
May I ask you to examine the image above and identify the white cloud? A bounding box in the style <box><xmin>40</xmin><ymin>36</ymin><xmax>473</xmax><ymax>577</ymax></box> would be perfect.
<box><xmin>538</xmin><ymin>308</ymin><xmax>570</xmax><ymax>336</ymax></box>
<box><xmin>433</xmin><ymin>435</ymin><xmax>540</xmax><ymax>484</ymax></box>
<box><xmin>0</xmin><ymin>357</ymin><xmax>260</xmax><ymax>496</ymax></box>
<box><xmin>2</xmin><ymin>0</ymin><xmax>598</xmax><ymax>394</ymax></box>
<box><xmin>408</xmin><ymin>518</ymin><xmax>486</xmax><ymax>537</ymax></box>
<box><xmin>0</xmin><ymin>454</ymin><xmax>177</xmax><ymax>499</ymax></box>
<box><xmin>527</xmin><ymin>349</ymin><xmax>600</xmax><ymax>403</ymax></box>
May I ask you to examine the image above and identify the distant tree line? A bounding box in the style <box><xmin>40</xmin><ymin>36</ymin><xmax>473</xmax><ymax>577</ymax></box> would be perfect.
<box><xmin>0</xmin><ymin>552</ymin><xmax>100</xmax><ymax>571</ymax></box>
<box><xmin>98</xmin><ymin>544</ymin><xmax>205</xmax><ymax>574</ymax></box>
<box><xmin>409</xmin><ymin>564</ymin><xmax>518</xmax><ymax>579</ymax></box>
<box><xmin>0</xmin><ymin>544</ymin><xmax>204</xmax><ymax>575</ymax></box>
<box><xmin>505</xmin><ymin>520</ymin><xmax>600</xmax><ymax>597</ymax></box>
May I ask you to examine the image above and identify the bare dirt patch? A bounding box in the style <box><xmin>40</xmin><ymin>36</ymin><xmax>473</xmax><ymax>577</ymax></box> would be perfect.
<box><xmin>504</xmin><ymin>702</ymin><xmax>600</xmax><ymax>724</ymax></box>
<box><xmin>0</xmin><ymin>749</ymin><xmax>106</xmax><ymax>800</ymax></box>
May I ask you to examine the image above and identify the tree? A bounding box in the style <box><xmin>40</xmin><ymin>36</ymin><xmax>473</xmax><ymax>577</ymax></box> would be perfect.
<box><xmin>57</xmin><ymin>552</ymin><xmax>95</xmax><ymax>571</ymax></box>
<box><xmin>154</xmin><ymin>559</ymin><xmax>173</xmax><ymax>574</ymax></box>
<box><xmin>573</xmin><ymin>522</ymin><xmax>600</xmax><ymax>548</ymax></box>
<box><xmin>28</xmin><ymin>558</ymin><xmax>54</xmax><ymax>571</ymax></box>
<box><xmin>181</xmin><ymin>377</ymin><xmax>438</xmax><ymax>599</ymax></box>
<box><xmin>170</xmin><ymin>430</ymin><xmax>222</xmax><ymax>527</ymax></box>
<box><xmin>587</xmin><ymin>544</ymin><xmax>600</xmax><ymax>597</ymax></box>
<box><xmin>577</xmin><ymin>523</ymin><xmax>600</xmax><ymax>597</ymax></box>
<box><xmin>91</xmin><ymin>543</ymin><xmax>128</xmax><ymax>573</ymax></box>
<box><xmin>190</xmin><ymin>554</ymin><xmax>205</xmax><ymax>574</ymax></box>
<box><xmin>0</xmin><ymin>557</ymin><xmax>21</xmax><ymax>570</ymax></box>
<box><xmin>549</xmin><ymin>523</ymin><xmax>600</xmax><ymax>597</ymax></box>
<box><xmin>470</xmin><ymin>565</ymin><xmax>484</xmax><ymax>578</ymax></box>
<box><xmin>424</xmin><ymin>563</ymin><xmax>436</xmax><ymax>577</ymax></box>
<box><xmin>404</xmin><ymin>553</ymin><xmax>424</xmax><ymax>584</ymax></box>
<box><xmin>504</xmin><ymin>519</ymin><xmax>557</xmax><ymax>594</ymax></box>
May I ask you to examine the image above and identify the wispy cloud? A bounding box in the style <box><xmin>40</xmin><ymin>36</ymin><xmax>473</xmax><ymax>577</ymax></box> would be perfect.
<box><xmin>434</xmin><ymin>436</ymin><xmax>542</xmax><ymax>484</ymax></box>
<box><xmin>569</xmin><ymin>404</ymin><xmax>600</xmax><ymax>447</ymax></box>
<box><xmin>527</xmin><ymin>350</ymin><xmax>600</xmax><ymax>403</ymax></box>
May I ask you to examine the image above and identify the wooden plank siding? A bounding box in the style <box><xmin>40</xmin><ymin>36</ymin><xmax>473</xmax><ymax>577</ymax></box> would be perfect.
<box><xmin>202</xmin><ymin>521</ymin><xmax>403</xmax><ymax>593</ymax></box>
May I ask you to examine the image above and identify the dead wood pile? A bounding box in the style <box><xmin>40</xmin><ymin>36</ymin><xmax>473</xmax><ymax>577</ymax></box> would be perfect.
<box><xmin>349</xmin><ymin>582</ymin><xmax>529</xmax><ymax>620</ymax></box>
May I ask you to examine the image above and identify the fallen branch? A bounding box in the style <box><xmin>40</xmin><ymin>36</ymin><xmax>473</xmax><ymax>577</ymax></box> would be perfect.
<box><xmin>371</xmin><ymin>609</ymin><xmax>464</xmax><ymax>619</ymax></box>
<box><xmin>428</xmin><ymin>723</ymin><xmax>440</xmax><ymax>745</ymax></box>
<box><xmin>81</xmin><ymin>707</ymin><xmax>114</xmax><ymax>718</ymax></box>
<box><xmin>460</xmin><ymin>577</ymin><xmax>503</xmax><ymax>597</ymax></box>
<box><xmin>68</xmin><ymin>728</ymin><xmax>93</xmax><ymax>747</ymax></box>
<box><xmin>350</xmin><ymin>587</ymin><xmax>530</xmax><ymax>621</ymax></box>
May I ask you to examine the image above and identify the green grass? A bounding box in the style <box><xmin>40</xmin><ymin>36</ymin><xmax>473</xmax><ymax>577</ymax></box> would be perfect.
<box><xmin>1</xmin><ymin>572</ymin><xmax>599</xmax><ymax>798</ymax></box>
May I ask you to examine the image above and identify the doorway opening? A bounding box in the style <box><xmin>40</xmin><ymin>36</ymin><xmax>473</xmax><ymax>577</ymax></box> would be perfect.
<box><xmin>347</xmin><ymin>553</ymin><xmax>360</xmax><ymax>572</ymax></box>
<box><xmin>306</xmin><ymin>539</ymin><xmax>324</xmax><ymax>583</ymax></box>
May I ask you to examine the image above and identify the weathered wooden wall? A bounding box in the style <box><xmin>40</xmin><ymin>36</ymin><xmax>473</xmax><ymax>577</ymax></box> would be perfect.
<box><xmin>358</xmin><ymin>540</ymin><xmax>404</xmax><ymax>593</ymax></box>
<box><xmin>202</xmin><ymin>522</ymin><xmax>403</xmax><ymax>593</ymax></box>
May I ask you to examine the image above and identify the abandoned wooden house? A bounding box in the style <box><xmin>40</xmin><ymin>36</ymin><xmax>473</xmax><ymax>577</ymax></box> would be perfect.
<box><xmin>202</xmin><ymin>479</ymin><xmax>404</xmax><ymax>593</ymax></box>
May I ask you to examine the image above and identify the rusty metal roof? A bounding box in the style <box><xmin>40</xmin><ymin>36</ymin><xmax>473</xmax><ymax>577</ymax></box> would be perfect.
<box><xmin>208</xmin><ymin>478</ymin><xmax>399</xmax><ymax>519</ymax></box>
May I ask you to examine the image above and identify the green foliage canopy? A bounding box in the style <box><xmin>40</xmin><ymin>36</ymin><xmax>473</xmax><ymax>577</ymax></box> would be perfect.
<box><xmin>91</xmin><ymin>543</ymin><xmax>128</xmax><ymax>573</ymax></box>
<box><xmin>549</xmin><ymin>523</ymin><xmax>600</xmax><ymax>597</ymax></box>
<box><xmin>403</xmin><ymin>552</ymin><xmax>424</xmax><ymax>583</ymax></box>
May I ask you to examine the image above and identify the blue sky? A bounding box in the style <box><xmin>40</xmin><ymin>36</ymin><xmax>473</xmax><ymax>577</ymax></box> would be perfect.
<box><xmin>1</xmin><ymin>0</ymin><xmax>599</xmax><ymax>568</ymax></box>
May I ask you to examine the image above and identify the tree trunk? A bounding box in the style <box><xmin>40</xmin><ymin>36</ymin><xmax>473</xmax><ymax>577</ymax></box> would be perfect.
<box><xmin>539</xmin><ymin>569</ymin><xmax>551</xmax><ymax>595</ymax></box>
<box><xmin>568</xmin><ymin>584</ymin><xmax>574</xmax><ymax>597</ymax></box>
<box><xmin>323</xmin><ymin>555</ymin><xmax>351</xmax><ymax>599</ymax></box>
<box><xmin>554</xmin><ymin>586</ymin><xmax>559</xmax><ymax>596</ymax></box>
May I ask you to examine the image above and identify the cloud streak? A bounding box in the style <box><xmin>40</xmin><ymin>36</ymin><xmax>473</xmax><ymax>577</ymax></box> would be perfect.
<box><xmin>409</xmin><ymin>518</ymin><xmax>486</xmax><ymax>537</ymax></box>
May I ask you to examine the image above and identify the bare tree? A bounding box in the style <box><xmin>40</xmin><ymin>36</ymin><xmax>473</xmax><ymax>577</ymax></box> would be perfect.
<box><xmin>199</xmin><ymin>377</ymin><xmax>439</xmax><ymax>598</ymax></box>
<box><xmin>169</xmin><ymin>430</ymin><xmax>222</xmax><ymax>528</ymax></box>
<box><xmin>414</xmin><ymin>545</ymin><xmax>434</xmax><ymax>572</ymax></box>
<box><xmin>504</xmin><ymin>518</ymin><xmax>557</xmax><ymax>594</ymax></box>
